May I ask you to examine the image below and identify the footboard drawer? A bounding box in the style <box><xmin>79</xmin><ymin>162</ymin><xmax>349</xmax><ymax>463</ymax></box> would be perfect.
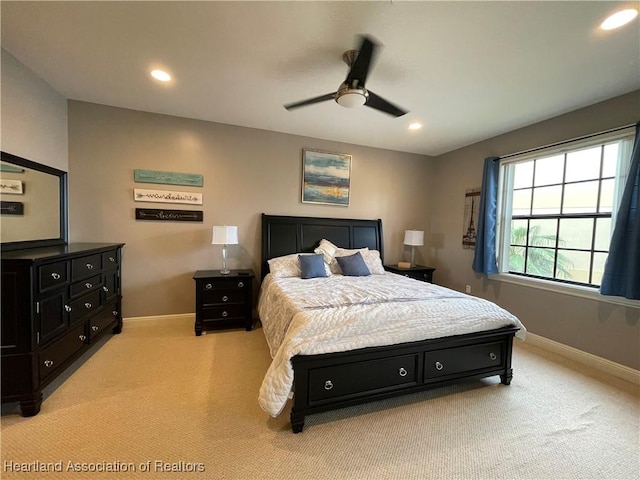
<box><xmin>308</xmin><ymin>354</ymin><xmax>419</xmax><ymax>404</ymax></box>
<box><xmin>424</xmin><ymin>342</ymin><xmax>503</xmax><ymax>381</ymax></box>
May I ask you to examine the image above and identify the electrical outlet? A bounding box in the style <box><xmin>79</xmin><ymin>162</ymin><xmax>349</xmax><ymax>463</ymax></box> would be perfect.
<box><xmin>465</xmin><ymin>285</ymin><xmax>472</xmax><ymax>294</ymax></box>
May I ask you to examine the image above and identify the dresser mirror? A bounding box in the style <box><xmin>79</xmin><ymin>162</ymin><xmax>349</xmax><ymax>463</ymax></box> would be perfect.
<box><xmin>1</xmin><ymin>151</ymin><xmax>67</xmax><ymax>251</ymax></box>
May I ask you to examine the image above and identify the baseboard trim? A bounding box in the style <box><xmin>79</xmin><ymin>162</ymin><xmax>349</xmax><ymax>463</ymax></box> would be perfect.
<box><xmin>525</xmin><ymin>333</ymin><xmax>640</xmax><ymax>386</ymax></box>
<box><xmin>124</xmin><ymin>313</ymin><xmax>195</xmax><ymax>323</ymax></box>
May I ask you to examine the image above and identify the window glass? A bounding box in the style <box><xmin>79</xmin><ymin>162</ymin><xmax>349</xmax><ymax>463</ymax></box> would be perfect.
<box><xmin>558</xmin><ymin>218</ymin><xmax>593</xmax><ymax>250</ymax></box>
<box><xmin>534</xmin><ymin>154</ymin><xmax>564</xmax><ymax>186</ymax></box>
<box><xmin>513</xmin><ymin>160</ymin><xmax>534</xmax><ymax>189</ymax></box>
<box><xmin>558</xmin><ymin>249</ymin><xmax>591</xmax><ymax>283</ymax></box>
<box><xmin>510</xmin><ymin>219</ymin><xmax>529</xmax><ymax>246</ymax></box>
<box><xmin>525</xmin><ymin>248</ymin><xmax>555</xmax><ymax>278</ymax></box>
<box><xmin>591</xmin><ymin>252</ymin><xmax>608</xmax><ymax>285</ymax></box>
<box><xmin>528</xmin><ymin>219</ymin><xmax>557</xmax><ymax>247</ymax></box>
<box><xmin>599</xmin><ymin>178</ymin><xmax>614</xmax><ymax>213</ymax></box>
<box><xmin>512</xmin><ymin>188</ymin><xmax>532</xmax><ymax>216</ymax></box>
<box><xmin>562</xmin><ymin>181</ymin><xmax>599</xmax><ymax>213</ymax></box>
<box><xmin>532</xmin><ymin>185</ymin><xmax>562</xmax><ymax>215</ymax></box>
<box><xmin>594</xmin><ymin>218</ymin><xmax>612</xmax><ymax>251</ymax></box>
<box><xmin>565</xmin><ymin>146</ymin><xmax>601</xmax><ymax>182</ymax></box>
<box><xmin>602</xmin><ymin>143</ymin><xmax>619</xmax><ymax>178</ymax></box>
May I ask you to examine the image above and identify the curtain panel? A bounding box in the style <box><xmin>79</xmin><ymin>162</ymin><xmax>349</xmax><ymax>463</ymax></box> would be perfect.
<box><xmin>472</xmin><ymin>157</ymin><xmax>500</xmax><ymax>274</ymax></box>
<box><xmin>600</xmin><ymin>122</ymin><xmax>640</xmax><ymax>300</ymax></box>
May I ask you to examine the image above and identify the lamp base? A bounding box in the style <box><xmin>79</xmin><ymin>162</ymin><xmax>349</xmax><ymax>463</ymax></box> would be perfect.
<box><xmin>220</xmin><ymin>268</ymin><xmax>231</xmax><ymax>275</ymax></box>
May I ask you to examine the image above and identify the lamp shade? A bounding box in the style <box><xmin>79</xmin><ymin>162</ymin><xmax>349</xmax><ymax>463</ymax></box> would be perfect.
<box><xmin>403</xmin><ymin>230</ymin><xmax>424</xmax><ymax>246</ymax></box>
<box><xmin>212</xmin><ymin>226</ymin><xmax>238</xmax><ymax>245</ymax></box>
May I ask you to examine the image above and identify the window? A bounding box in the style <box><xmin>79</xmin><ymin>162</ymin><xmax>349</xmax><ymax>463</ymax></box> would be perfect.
<box><xmin>497</xmin><ymin>130</ymin><xmax>635</xmax><ymax>288</ymax></box>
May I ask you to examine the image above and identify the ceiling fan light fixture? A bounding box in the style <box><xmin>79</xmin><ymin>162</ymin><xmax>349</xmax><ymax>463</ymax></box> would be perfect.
<box><xmin>336</xmin><ymin>88</ymin><xmax>367</xmax><ymax>108</ymax></box>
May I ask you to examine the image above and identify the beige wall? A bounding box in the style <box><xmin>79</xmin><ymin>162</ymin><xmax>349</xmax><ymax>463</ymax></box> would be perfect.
<box><xmin>67</xmin><ymin>101</ymin><xmax>434</xmax><ymax>319</ymax></box>
<box><xmin>430</xmin><ymin>90</ymin><xmax>640</xmax><ymax>369</ymax></box>
<box><xmin>0</xmin><ymin>48</ymin><xmax>68</xmax><ymax>170</ymax></box>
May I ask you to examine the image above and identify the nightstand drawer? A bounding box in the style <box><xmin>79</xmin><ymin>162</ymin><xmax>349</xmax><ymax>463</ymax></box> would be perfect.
<box><xmin>202</xmin><ymin>305</ymin><xmax>248</xmax><ymax>321</ymax></box>
<box><xmin>201</xmin><ymin>278</ymin><xmax>249</xmax><ymax>291</ymax></box>
<box><xmin>424</xmin><ymin>342</ymin><xmax>503</xmax><ymax>380</ymax></box>
<box><xmin>202</xmin><ymin>289</ymin><xmax>247</xmax><ymax>306</ymax></box>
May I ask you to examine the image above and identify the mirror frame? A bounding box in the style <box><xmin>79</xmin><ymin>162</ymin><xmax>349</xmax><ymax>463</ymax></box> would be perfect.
<box><xmin>1</xmin><ymin>151</ymin><xmax>68</xmax><ymax>251</ymax></box>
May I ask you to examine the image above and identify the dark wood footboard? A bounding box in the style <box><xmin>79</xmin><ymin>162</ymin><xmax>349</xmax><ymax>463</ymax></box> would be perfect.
<box><xmin>289</xmin><ymin>325</ymin><xmax>519</xmax><ymax>433</ymax></box>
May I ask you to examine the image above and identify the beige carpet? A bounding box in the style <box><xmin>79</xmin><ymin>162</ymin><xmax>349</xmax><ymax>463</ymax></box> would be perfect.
<box><xmin>2</xmin><ymin>316</ymin><xmax>639</xmax><ymax>480</ymax></box>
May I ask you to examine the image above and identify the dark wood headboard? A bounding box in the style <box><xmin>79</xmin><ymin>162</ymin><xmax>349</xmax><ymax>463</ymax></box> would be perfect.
<box><xmin>261</xmin><ymin>214</ymin><xmax>383</xmax><ymax>279</ymax></box>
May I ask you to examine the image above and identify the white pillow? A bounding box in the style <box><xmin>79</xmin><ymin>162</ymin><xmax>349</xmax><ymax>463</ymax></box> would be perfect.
<box><xmin>268</xmin><ymin>253</ymin><xmax>331</xmax><ymax>278</ymax></box>
<box><xmin>360</xmin><ymin>249</ymin><xmax>386</xmax><ymax>275</ymax></box>
<box><xmin>314</xmin><ymin>239</ymin><xmax>339</xmax><ymax>264</ymax></box>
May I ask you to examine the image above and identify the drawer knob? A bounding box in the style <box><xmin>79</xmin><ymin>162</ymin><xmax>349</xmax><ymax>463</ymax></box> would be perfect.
<box><xmin>79</xmin><ymin>334</ymin><xmax>87</xmax><ymax>342</ymax></box>
<box><xmin>92</xmin><ymin>325</ymin><xmax>99</xmax><ymax>332</ymax></box>
<box><xmin>85</xmin><ymin>302</ymin><xmax>92</xmax><ymax>309</ymax></box>
<box><xmin>324</xmin><ymin>380</ymin><xmax>334</xmax><ymax>391</ymax></box>
<box><xmin>435</xmin><ymin>361</ymin><xmax>444</xmax><ymax>371</ymax></box>
<box><xmin>489</xmin><ymin>352</ymin><xmax>497</xmax><ymax>360</ymax></box>
<box><xmin>205</xmin><ymin>283</ymin><xmax>213</xmax><ymax>290</ymax></box>
<box><xmin>43</xmin><ymin>360</ymin><xmax>54</xmax><ymax>368</ymax></box>
<box><xmin>85</xmin><ymin>282</ymin><xmax>93</xmax><ymax>289</ymax></box>
<box><xmin>398</xmin><ymin>367</ymin><xmax>408</xmax><ymax>377</ymax></box>
<box><xmin>112</xmin><ymin>310</ymin><xmax>118</xmax><ymax>317</ymax></box>
<box><xmin>65</xmin><ymin>305</ymin><xmax>72</xmax><ymax>312</ymax></box>
<box><xmin>51</xmin><ymin>272</ymin><xmax>61</xmax><ymax>280</ymax></box>
<box><xmin>103</xmin><ymin>286</ymin><xmax>109</xmax><ymax>292</ymax></box>
<box><xmin>237</xmin><ymin>281</ymin><xmax>244</xmax><ymax>288</ymax></box>
<box><xmin>86</xmin><ymin>263</ymin><xmax>94</xmax><ymax>270</ymax></box>
<box><xmin>221</xmin><ymin>311</ymin><xmax>228</xmax><ymax>317</ymax></box>
<box><xmin>222</xmin><ymin>295</ymin><xmax>228</xmax><ymax>302</ymax></box>
<box><xmin>109</xmin><ymin>256</ymin><xmax>115</xmax><ymax>263</ymax></box>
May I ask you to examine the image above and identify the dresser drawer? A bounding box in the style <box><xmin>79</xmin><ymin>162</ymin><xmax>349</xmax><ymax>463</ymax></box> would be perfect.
<box><xmin>71</xmin><ymin>254</ymin><xmax>102</xmax><ymax>281</ymax></box>
<box><xmin>202</xmin><ymin>305</ymin><xmax>248</xmax><ymax>321</ymax></box>
<box><xmin>38</xmin><ymin>262</ymin><xmax>68</xmax><ymax>291</ymax></box>
<box><xmin>424</xmin><ymin>342</ymin><xmax>503</xmax><ymax>380</ymax></box>
<box><xmin>69</xmin><ymin>290</ymin><xmax>101</xmax><ymax>325</ymax></box>
<box><xmin>202</xmin><ymin>289</ymin><xmax>247</xmax><ymax>306</ymax></box>
<box><xmin>70</xmin><ymin>274</ymin><xmax>102</xmax><ymax>298</ymax></box>
<box><xmin>88</xmin><ymin>306</ymin><xmax>119</xmax><ymax>340</ymax></box>
<box><xmin>201</xmin><ymin>278</ymin><xmax>249</xmax><ymax>291</ymax></box>
<box><xmin>102</xmin><ymin>250</ymin><xmax>119</xmax><ymax>270</ymax></box>
<box><xmin>39</xmin><ymin>323</ymin><xmax>87</xmax><ymax>382</ymax></box>
<box><xmin>308</xmin><ymin>354</ymin><xmax>419</xmax><ymax>404</ymax></box>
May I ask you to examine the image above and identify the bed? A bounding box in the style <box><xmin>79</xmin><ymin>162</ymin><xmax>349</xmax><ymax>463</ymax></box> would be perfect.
<box><xmin>258</xmin><ymin>214</ymin><xmax>524</xmax><ymax>433</ymax></box>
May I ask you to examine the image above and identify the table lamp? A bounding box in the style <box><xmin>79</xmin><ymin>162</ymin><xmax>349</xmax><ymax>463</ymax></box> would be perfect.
<box><xmin>404</xmin><ymin>230</ymin><xmax>424</xmax><ymax>267</ymax></box>
<box><xmin>212</xmin><ymin>226</ymin><xmax>238</xmax><ymax>274</ymax></box>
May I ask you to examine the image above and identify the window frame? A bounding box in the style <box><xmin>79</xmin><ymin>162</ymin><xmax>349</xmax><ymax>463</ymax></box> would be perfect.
<box><xmin>495</xmin><ymin>128</ymin><xmax>635</xmax><ymax>292</ymax></box>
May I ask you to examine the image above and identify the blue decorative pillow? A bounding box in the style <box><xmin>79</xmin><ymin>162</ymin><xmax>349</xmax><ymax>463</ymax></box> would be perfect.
<box><xmin>298</xmin><ymin>254</ymin><xmax>328</xmax><ymax>279</ymax></box>
<box><xmin>336</xmin><ymin>252</ymin><xmax>371</xmax><ymax>276</ymax></box>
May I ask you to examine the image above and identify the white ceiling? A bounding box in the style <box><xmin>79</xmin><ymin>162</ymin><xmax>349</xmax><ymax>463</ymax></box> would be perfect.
<box><xmin>2</xmin><ymin>1</ymin><xmax>639</xmax><ymax>156</ymax></box>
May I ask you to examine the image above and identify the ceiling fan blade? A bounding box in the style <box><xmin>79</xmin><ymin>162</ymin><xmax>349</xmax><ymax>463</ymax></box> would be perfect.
<box><xmin>284</xmin><ymin>93</ymin><xmax>336</xmax><ymax>110</ymax></box>
<box><xmin>345</xmin><ymin>35</ymin><xmax>377</xmax><ymax>88</ymax></box>
<box><xmin>365</xmin><ymin>90</ymin><xmax>408</xmax><ymax>117</ymax></box>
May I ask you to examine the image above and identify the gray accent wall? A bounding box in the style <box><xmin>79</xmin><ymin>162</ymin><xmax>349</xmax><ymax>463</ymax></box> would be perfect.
<box><xmin>430</xmin><ymin>90</ymin><xmax>640</xmax><ymax>369</ymax></box>
<box><xmin>67</xmin><ymin>101</ymin><xmax>434</xmax><ymax>319</ymax></box>
<box><xmin>1</xmin><ymin>48</ymin><xmax>68</xmax><ymax>170</ymax></box>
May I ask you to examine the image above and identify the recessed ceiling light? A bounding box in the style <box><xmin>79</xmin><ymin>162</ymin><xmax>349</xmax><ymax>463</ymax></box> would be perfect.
<box><xmin>409</xmin><ymin>123</ymin><xmax>422</xmax><ymax>130</ymax></box>
<box><xmin>150</xmin><ymin>69</ymin><xmax>171</xmax><ymax>82</ymax></box>
<box><xmin>600</xmin><ymin>8</ymin><xmax>638</xmax><ymax>30</ymax></box>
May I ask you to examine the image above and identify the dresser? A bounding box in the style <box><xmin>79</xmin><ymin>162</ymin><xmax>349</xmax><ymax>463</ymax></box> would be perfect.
<box><xmin>193</xmin><ymin>269</ymin><xmax>254</xmax><ymax>335</ymax></box>
<box><xmin>1</xmin><ymin>243</ymin><xmax>124</xmax><ymax>416</ymax></box>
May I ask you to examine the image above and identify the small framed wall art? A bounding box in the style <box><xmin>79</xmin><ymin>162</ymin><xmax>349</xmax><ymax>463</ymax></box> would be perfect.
<box><xmin>301</xmin><ymin>149</ymin><xmax>351</xmax><ymax>206</ymax></box>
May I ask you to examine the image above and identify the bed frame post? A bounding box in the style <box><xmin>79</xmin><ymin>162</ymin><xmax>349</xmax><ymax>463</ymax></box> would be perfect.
<box><xmin>500</xmin><ymin>331</ymin><xmax>515</xmax><ymax>385</ymax></box>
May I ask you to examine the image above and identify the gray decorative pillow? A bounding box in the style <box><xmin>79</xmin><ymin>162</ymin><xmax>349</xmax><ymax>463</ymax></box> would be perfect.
<box><xmin>298</xmin><ymin>254</ymin><xmax>328</xmax><ymax>279</ymax></box>
<box><xmin>336</xmin><ymin>252</ymin><xmax>371</xmax><ymax>277</ymax></box>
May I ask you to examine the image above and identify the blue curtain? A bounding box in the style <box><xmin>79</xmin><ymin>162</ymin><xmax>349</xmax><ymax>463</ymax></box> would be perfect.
<box><xmin>600</xmin><ymin>122</ymin><xmax>640</xmax><ymax>300</ymax></box>
<box><xmin>473</xmin><ymin>157</ymin><xmax>500</xmax><ymax>274</ymax></box>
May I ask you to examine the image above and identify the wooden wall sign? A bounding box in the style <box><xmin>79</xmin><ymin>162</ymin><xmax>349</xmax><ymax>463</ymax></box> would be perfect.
<box><xmin>1</xmin><ymin>201</ymin><xmax>24</xmax><ymax>215</ymax></box>
<box><xmin>134</xmin><ymin>169</ymin><xmax>203</xmax><ymax>187</ymax></box>
<box><xmin>133</xmin><ymin>188</ymin><xmax>203</xmax><ymax>205</ymax></box>
<box><xmin>0</xmin><ymin>179</ymin><xmax>24</xmax><ymax>195</ymax></box>
<box><xmin>135</xmin><ymin>208</ymin><xmax>203</xmax><ymax>222</ymax></box>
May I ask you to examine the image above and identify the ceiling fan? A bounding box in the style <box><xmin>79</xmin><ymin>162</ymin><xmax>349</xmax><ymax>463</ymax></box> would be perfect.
<box><xmin>284</xmin><ymin>35</ymin><xmax>408</xmax><ymax>117</ymax></box>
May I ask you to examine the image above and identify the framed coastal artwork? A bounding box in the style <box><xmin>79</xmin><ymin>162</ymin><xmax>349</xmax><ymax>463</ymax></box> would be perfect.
<box><xmin>301</xmin><ymin>149</ymin><xmax>351</xmax><ymax>206</ymax></box>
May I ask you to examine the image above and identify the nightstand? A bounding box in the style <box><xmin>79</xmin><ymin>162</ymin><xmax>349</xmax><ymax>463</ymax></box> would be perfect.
<box><xmin>384</xmin><ymin>264</ymin><xmax>436</xmax><ymax>283</ymax></box>
<box><xmin>193</xmin><ymin>270</ymin><xmax>254</xmax><ymax>335</ymax></box>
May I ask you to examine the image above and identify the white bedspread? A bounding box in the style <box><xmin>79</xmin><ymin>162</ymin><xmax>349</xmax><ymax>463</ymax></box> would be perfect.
<box><xmin>258</xmin><ymin>272</ymin><xmax>526</xmax><ymax>417</ymax></box>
